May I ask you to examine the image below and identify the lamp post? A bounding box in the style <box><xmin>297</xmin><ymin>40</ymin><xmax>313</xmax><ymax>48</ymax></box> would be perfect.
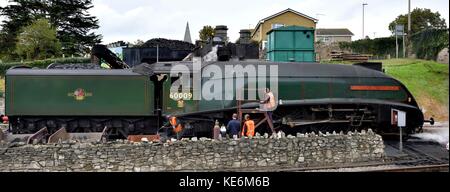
<box><xmin>362</xmin><ymin>3</ymin><xmax>368</xmax><ymax>39</ymax></box>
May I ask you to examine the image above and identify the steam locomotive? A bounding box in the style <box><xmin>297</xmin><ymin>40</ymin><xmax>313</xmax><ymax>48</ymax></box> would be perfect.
<box><xmin>3</xmin><ymin>57</ymin><xmax>432</xmax><ymax>139</ymax></box>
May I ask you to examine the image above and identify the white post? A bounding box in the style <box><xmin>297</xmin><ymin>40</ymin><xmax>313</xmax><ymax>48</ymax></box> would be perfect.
<box><xmin>399</xmin><ymin>126</ymin><xmax>403</xmax><ymax>152</ymax></box>
<box><xmin>396</xmin><ymin>32</ymin><xmax>399</xmax><ymax>59</ymax></box>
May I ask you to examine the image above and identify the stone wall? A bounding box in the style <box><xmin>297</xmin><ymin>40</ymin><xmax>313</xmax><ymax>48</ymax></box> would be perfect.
<box><xmin>0</xmin><ymin>130</ymin><xmax>385</xmax><ymax>172</ymax></box>
<box><xmin>315</xmin><ymin>42</ymin><xmax>345</xmax><ymax>61</ymax></box>
<box><xmin>437</xmin><ymin>48</ymin><xmax>449</xmax><ymax>64</ymax></box>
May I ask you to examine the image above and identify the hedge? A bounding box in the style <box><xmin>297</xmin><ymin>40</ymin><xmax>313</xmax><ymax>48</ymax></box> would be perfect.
<box><xmin>0</xmin><ymin>57</ymin><xmax>90</xmax><ymax>76</ymax></box>
<box><xmin>339</xmin><ymin>37</ymin><xmax>402</xmax><ymax>57</ymax></box>
<box><xmin>411</xmin><ymin>29</ymin><xmax>449</xmax><ymax>60</ymax></box>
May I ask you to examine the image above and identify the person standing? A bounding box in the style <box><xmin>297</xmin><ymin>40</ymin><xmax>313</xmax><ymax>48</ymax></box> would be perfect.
<box><xmin>220</xmin><ymin>124</ymin><xmax>227</xmax><ymax>139</ymax></box>
<box><xmin>213</xmin><ymin>120</ymin><xmax>220</xmax><ymax>140</ymax></box>
<box><xmin>227</xmin><ymin>113</ymin><xmax>241</xmax><ymax>140</ymax></box>
<box><xmin>260</xmin><ymin>88</ymin><xmax>276</xmax><ymax>124</ymax></box>
<box><xmin>241</xmin><ymin>114</ymin><xmax>255</xmax><ymax>138</ymax></box>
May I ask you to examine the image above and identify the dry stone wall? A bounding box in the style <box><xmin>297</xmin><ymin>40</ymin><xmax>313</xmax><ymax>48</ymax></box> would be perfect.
<box><xmin>0</xmin><ymin>130</ymin><xmax>385</xmax><ymax>172</ymax></box>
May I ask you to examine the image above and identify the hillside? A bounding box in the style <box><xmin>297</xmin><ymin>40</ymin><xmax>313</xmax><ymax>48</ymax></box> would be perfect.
<box><xmin>379</xmin><ymin>59</ymin><xmax>449</xmax><ymax>121</ymax></box>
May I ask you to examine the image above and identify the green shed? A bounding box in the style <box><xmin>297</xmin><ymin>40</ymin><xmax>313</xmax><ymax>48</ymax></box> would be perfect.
<box><xmin>267</xmin><ymin>26</ymin><xmax>315</xmax><ymax>62</ymax></box>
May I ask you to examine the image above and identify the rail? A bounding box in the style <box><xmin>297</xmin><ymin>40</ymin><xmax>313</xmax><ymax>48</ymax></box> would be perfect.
<box><xmin>368</xmin><ymin>164</ymin><xmax>449</xmax><ymax>172</ymax></box>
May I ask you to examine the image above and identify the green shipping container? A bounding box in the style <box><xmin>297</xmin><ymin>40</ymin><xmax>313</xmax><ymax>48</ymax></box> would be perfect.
<box><xmin>5</xmin><ymin>69</ymin><xmax>154</xmax><ymax>116</ymax></box>
<box><xmin>267</xmin><ymin>26</ymin><xmax>315</xmax><ymax>62</ymax></box>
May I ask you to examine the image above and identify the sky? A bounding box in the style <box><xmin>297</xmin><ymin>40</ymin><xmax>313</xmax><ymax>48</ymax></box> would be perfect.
<box><xmin>0</xmin><ymin>0</ymin><xmax>449</xmax><ymax>44</ymax></box>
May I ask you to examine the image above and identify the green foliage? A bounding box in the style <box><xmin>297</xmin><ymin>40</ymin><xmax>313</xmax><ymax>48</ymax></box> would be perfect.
<box><xmin>0</xmin><ymin>57</ymin><xmax>90</xmax><ymax>76</ymax></box>
<box><xmin>339</xmin><ymin>37</ymin><xmax>403</xmax><ymax>57</ymax></box>
<box><xmin>199</xmin><ymin>26</ymin><xmax>214</xmax><ymax>41</ymax></box>
<box><xmin>340</xmin><ymin>28</ymin><xmax>448</xmax><ymax>60</ymax></box>
<box><xmin>0</xmin><ymin>0</ymin><xmax>100</xmax><ymax>58</ymax></box>
<box><xmin>411</xmin><ymin>29</ymin><xmax>449</xmax><ymax>60</ymax></box>
<box><xmin>0</xmin><ymin>0</ymin><xmax>46</xmax><ymax>58</ymax></box>
<box><xmin>388</xmin><ymin>8</ymin><xmax>447</xmax><ymax>35</ymax></box>
<box><xmin>15</xmin><ymin>18</ymin><xmax>62</xmax><ymax>60</ymax></box>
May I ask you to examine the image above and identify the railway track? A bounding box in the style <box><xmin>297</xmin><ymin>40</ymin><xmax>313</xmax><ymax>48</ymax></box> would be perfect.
<box><xmin>368</xmin><ymin>164</ymin><xmax>449</xmax><ymax>172</ymax></box>
<box><xmin>284</xmin><ymin>140</ymin><xmax>449</xmax><ymax>172</ymax></box>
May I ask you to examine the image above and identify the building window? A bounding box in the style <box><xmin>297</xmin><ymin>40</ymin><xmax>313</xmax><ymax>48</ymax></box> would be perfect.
<box><xmin>323</xmin><ymin>36</ymin><xmax>330</xmax><ymax>42</ymax></box>
<box><xmin>262</xmin><ymin>40</ymin><xmax>268</xmax><ymax>50</ymax></box>
<box><xmin>272</xmin><ymin>23</ymin><xmax>284</xmax><ymax>29</ymax></box>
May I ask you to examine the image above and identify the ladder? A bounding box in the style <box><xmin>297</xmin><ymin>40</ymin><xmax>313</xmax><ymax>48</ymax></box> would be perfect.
<box><xmin>237</xmin><ymin>100</ymin><xmax>275</xmax><ymax>134</ymax></box>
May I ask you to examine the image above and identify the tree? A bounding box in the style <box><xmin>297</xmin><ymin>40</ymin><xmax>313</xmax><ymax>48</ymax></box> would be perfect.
<box><xmin>0</xmin><ymin>0</ymin><xmax>100</xmax><ymax>59</ymax></box>
<box><xmin>389</xmin><ymin>8</ymin><xmax>447</xmax><ymax>35</ymax></box>
<box><xmin>0</xmin><ymin>0</ymin><xmax>46</xmax><ymax>58</ymax></box>
<box><xmin>199</xmin><ymin>25</ymin><xmax>214</xmax><ymax>41</ymax></box>
<box><xmin>15</xmin><ymin>18</ymin><xmax>61</xmax><ymax>60</ymax></box>
<box><xmin>47</xmin><ymin>0</ymin><xmax>101</xmax><ymax>55</ymax></box>
<box><xmin>132</xmin><ymin>39</ymin><xmax>145</xmax><ymax>47</ymax></box>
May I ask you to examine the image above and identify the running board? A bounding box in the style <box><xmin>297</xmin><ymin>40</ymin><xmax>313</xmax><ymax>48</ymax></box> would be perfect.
<box><xmin>284</xmin><ymin>120</ymin><xmax>374</xmax><ymax>126</ymax></box>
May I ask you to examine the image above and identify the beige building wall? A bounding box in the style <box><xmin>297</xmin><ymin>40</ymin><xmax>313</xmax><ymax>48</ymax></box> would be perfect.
<box><xmin>331</xmin><ymin>36</ymin><xmax>352</xmax><ymax>42</ymax></box>
<box><xmin>252</xmin><ymin>12</ymin><xmax>316</xmax><ymax>43</ymax></box>
<box><xmin>317</xmin><ymin>36</ymin><xmax>352</xmax><ymax>44</ymax></box>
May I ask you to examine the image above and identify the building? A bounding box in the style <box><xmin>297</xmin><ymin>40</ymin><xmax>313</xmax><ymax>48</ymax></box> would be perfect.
<box><xmin>316</xmin><ymin>28</ymin><xmax>354</xmax><ymax>44</ymax></box>
<box><xmin>251</xmin><ymin>8</ymin><xmax>317</xmax><ymax>50</ymax></box>
<box><xmin>184</xmin><ymin>22</ymin><xmax>192</xmax><ymax>44</ymax></box>
<box><xmin>267</xmin><ymin>26</ymin><xmax>315</xmax><ymax>62</ymax></box>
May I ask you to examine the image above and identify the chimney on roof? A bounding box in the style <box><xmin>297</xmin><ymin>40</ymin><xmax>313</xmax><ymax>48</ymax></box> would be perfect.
<box><xmin>213</xmin><ymin>25</ymin><xmax>228</xmax><ymax>43</ymax></box>
<box><xmin>239</xmin><ymin>29</ymin><xmax>251</xmax><ymax>44</ymax></box>
<box><xmin>184</xmin><ymin>22</ymin><xmax>192</xmax><ymax>44</ymax></box>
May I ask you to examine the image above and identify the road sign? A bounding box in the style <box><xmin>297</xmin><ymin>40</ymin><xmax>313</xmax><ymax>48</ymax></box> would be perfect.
<box><xmin>395</xmin><ymin>24</ymin><xmax>404</xmax><ymax>36</ymax></box>
<box><xmin>392</xmin><ymin>109</ymin><xmax>406</xmax><ymax>152</ymax></box>
<box><xmin>391</xmin><ymin>109</ymin><xmax>406</xmax><ymax>127</ymax></box>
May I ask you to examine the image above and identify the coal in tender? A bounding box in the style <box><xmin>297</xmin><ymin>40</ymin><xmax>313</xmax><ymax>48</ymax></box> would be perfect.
<box><xmin>47</xmin><ymin>63</ymin><xmax>103</xmax><ymax>69</ymax></box>
<box><xmin>138</xmin><ymin>38</ymin><xmax>195</xmax><ymax>51</ymax></box>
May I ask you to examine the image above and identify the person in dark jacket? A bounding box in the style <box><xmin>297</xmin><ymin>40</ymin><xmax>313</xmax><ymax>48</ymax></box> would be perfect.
<box><xmin>227</xmin><ymin>113</ymin><xmax>241</xmax><ymax>139</ymax></box>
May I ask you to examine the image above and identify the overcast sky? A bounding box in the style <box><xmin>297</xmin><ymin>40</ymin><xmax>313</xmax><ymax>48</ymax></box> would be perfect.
<box><xmin>1</xmin><ymin>0</ymin><xmax>449</xmax><ymax>44</ymax></box>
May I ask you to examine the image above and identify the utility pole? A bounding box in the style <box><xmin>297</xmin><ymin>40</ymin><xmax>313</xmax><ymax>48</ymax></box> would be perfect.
<box><xmin>403</xmin><ymin>33</ymin><xmax>406</xmax><ymax>58</ymax></box>
<box><xmin>408</xmin><ymin>0</ymin><xmax>411</xmax><ymax>34</ymax></box>
<box><xmin>407</xmin><ymin>0</ymin><xmax>411</xmax><ymax>58</ymax></box>
<box><xmin>362</xmin><ymin>3</ymin><xmax>368</xmax><ymax>39</ymax></box>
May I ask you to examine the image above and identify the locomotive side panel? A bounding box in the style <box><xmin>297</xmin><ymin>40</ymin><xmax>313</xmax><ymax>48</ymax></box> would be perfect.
<box><xmin>6</xmin><ymin>71</ymin><xmax>154</xmax><ymax>116</ymax></box>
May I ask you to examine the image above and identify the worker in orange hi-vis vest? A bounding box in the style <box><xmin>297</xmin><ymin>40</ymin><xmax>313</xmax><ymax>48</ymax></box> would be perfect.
<box><xmin>169</xmin><ymin>116</ymin><xmax>184</xmax><ymax>140</ymax></box>
<box><xmin>241</xmin><ymin>114</ymin><xmax>256</xmax><ymax>138</ymax></box>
